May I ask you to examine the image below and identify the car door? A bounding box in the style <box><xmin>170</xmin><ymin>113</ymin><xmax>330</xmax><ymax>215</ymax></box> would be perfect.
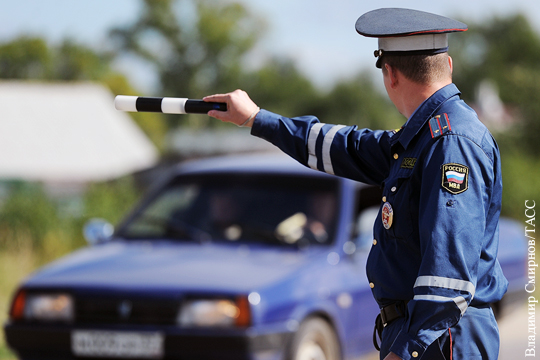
<box><xmin>334</xmin><ymin>184</ymin><xmax>381</xmax><ymax>358</ymax></box>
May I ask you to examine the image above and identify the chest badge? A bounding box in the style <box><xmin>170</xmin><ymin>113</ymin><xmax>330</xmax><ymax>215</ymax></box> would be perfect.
<box><xmin>400</xmin><ymin>157</ymin><xmax>417</xmax><ymax>169</ymax></box>
<box><xmin>381</xmin><ymin>202</ymin><xmax>394</xmax><ymax>230</ymax></box>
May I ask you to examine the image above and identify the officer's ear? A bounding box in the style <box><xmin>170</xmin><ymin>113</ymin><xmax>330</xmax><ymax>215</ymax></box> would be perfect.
<box><xmin>448</xmin><ymin>55</ymin><xmax>453</xmax><ymax>74</ymax></box>
<box><xmin>384</xmin><ymin>63</ymin><xmax>399</xmax><ymax>89</ymax></box>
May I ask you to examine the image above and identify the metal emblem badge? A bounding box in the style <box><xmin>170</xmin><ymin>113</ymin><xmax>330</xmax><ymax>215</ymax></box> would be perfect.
<box><xmin>381</xmin><ymin>202</ymin><xmax>393</xmax><ymax>230</ymax></box>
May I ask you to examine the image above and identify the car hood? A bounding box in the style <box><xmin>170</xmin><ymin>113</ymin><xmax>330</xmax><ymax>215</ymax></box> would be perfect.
<box><xmin>23</xmin><ymin>240</ymin><xmax>323</xmax><ymax>294</ymax></box>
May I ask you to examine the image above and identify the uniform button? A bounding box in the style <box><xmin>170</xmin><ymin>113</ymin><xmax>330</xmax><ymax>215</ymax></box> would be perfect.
<box><xmin>373</xmin><ymin>239</ymin><xmax>377</xmax><ymax>246</ymax></box>
<box><xmin>391</xmin><ymin>186</ymin><xmax>397</xmax><ymax>192</ymax></box>
<box><xmin>369</xmin><ymin>282</ymin><xmax>374</xmax><ymax>289</ymax></box>
<box><xmin>382</xmin><ymin>196</ymin><xmax>386</xmax><ymax>202</ymax></box>
<box><xmin>412</xmin><ymin>351</ymin><xmax>419</xmax><ymax>358</ymax></box>
<box><xmin>393</xmin><ymin>153</ymin><xmax>399</xmax><ymax>160</ymax></box>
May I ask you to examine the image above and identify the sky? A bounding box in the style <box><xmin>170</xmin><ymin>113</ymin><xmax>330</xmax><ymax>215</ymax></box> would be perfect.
<box><xmin>1</xmin><ymin>0</ymin><xmax>539</xmax><ymax>92</ymax></box>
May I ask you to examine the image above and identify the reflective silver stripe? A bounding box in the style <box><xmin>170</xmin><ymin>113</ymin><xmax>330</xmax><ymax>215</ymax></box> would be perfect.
<box><xmin>453</xmin><ymin>296</ymin><xmax>468</xmax><ymax>315</ymax></box>
<box><xmin>413</xmin><ymin>295</ymin><xmax>468</xmax><ymax>315</ymax></box>
<box><xmin>307</xmin><ymin>123</ymin><xmax>324</xmax><ymax>170</ymax></box>
<box><xmin>414</xmin><ymin>276</ymin><xmax>475</xmax><ymax>299</ymax></box>
<box><xmin>162</xmin><ymin>97</ymin><xmax>187</xmax><ymax>114</ymax></box>
<box><xmin>321</xmin><ymin>125</ymin><xmax>346</xmax><ymax>175</ymax></box>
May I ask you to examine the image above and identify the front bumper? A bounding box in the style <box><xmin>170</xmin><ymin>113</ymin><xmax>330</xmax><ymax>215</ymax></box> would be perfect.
<box><xmin>4</xmin><ymin>322</ymin><xmax>292</xmax><ymax>360</ymax></box>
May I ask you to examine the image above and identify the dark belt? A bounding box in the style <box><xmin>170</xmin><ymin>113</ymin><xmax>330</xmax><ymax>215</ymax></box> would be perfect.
<box><xmin>373</xmin><ymin>301</ymin><xmax>408</xmax><ymax>351</ymax></box>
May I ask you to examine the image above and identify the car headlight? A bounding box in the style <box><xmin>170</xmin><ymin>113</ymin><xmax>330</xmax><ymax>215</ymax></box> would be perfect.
<box><xmin>10</xmin><ymin>291</ymin><xmax>74</xmax><ymax>322</ymax></box>
<box><xmin>177</xmin><ymin>297</ymin><xmax>250</xmax><ymax>327</ymax></box>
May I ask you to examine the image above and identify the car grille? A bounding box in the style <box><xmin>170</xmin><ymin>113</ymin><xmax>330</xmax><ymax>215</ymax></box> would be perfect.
<box><xmin>75</xmin><ymin>297</ymin><xmax>180</xmax><ymax>325</ymax></box>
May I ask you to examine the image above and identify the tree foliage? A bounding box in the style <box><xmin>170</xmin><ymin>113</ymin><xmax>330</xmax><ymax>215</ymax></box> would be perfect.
<box><xmin>452</xmin><ymin>14</ymin><xmax>540</xmax><ymax>151</ymax></box>
<box><xmin>0</xmin><ymin>37</ymin><xmax>111</xmax><ymax>81</ymax></box>
<box><xmin>315</xmin><ymin>73</ymin><xmax>402</xmax><ymax>130</ymax></box>
<box><xmin>240</xmin><ymin>60</ymin><xmax>402</xmax><ymax>129</ymax></box>
<box><xmin>0</xmin><ymin>37</ymin><xmax>50</xmax><ymax>79</ymax></box>
<box><xmin>241</xmin><ymin>59</ymin><xmax>322</xmax><ymax>118</ymax></box>
<box><xmin>451</xmin><ymin>14</ymin><xmax>540</xmax><ymax>218</ymax></box>
<box><xmin>109</xmin><ymin>0</ymin><xmax>402</xmax><ymax>130</ymax></box>
<box><xmin>110</xmin><ymin>0</ymin><xmax>265</xmax><ymax>128</ymax></box>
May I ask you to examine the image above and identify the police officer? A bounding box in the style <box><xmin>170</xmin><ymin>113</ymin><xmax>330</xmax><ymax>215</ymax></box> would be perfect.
<box><xmin>204</xmin><ymin>8</ymin><xmax>507</xmax><ymax>360</ymax></box>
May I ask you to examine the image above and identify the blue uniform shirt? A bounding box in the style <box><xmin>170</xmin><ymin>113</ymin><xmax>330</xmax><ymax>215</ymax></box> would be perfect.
<box><xmin>251</xmin><ymin>83</ymin><xmax>508</xmax><ymax>360</ymax></box>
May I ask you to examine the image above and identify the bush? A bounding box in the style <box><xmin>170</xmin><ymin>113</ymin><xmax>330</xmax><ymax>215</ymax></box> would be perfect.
<box><xmin>0</xmin><ymin>177</ymin><xmax>140</xmax><ymax>255</ymax></box>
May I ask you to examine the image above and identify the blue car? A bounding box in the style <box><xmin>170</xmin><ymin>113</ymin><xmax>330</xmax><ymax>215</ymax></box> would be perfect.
<box><xmin>4</xmin><ymin>154</ymin><xmax>526</xmax><ymax>360</ymax></box>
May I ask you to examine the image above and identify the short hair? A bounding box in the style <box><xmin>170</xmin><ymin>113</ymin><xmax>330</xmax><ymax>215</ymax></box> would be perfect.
<box><xmin>380</xmin><ymin>52</ymin><xmax>451</xmax><ymax>85</ymax></box>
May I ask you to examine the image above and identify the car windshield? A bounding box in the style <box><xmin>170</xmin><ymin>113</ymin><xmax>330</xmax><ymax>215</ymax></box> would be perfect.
<box><xmin>117</xmin><ymin>173</ymin><xmax>339</xmax><ymax>247</ymax></box>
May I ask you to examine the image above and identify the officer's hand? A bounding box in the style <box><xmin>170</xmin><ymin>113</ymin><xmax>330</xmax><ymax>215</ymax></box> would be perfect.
<box><xmin>204</xmin><ymin>90</ymin><xmax>260</xmax><ymax>127</ymax></box>
<box><xmin>383</xmin><ymin>352</ymin><xmax>402</xmax><ymax>360</ymax></box>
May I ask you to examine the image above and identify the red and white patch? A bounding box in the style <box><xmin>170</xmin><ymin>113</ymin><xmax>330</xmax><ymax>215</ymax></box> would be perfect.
<box><xmin>382</xmin><ymin>202</ymin><xmax>394</xmax><ymax>230</ymax></box>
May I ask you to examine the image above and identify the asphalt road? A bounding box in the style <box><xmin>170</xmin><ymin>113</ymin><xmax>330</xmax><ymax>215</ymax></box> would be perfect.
<box><xmin>358</xmin><ymin>301</ymin><xmax>530</xmax><ymax>360</ymax></box>
<box><xmin>499</xmin><ymin>302</ymin><xmax>530</xmax><ymax>360</ymax></box>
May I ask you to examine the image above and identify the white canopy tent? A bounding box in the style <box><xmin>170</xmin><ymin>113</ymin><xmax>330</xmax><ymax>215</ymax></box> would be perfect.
<box><xmin>0</xmin><ymin>82</ymin><xmax>158</xmax><ymax>183</ymax></box>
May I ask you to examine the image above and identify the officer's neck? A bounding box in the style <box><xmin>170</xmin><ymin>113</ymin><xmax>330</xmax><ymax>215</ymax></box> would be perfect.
<box><xmin>385</xmin><ymin>66</ymin><xmax>452</xmax><ymax>119</ymax></box>
<box><xmin>398</xmin><ymin>78</ymin><xmax>452</xmax><ymax>119</ymax></box>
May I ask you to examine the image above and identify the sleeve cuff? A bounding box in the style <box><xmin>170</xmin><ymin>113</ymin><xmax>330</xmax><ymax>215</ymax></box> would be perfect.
<box><xmin>250</xmin><ymin>109</ymin><xmax>280</xmax><ymax>141</ymax></box>
<box><xmin>389</xmin><ymin>330</ymin><xmax>427</xmax><ymax>360</ymax></box>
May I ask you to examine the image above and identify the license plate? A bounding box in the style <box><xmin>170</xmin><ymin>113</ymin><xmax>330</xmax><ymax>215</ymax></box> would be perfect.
<box><xmin>72</xmin><ymin>330</ymin><xmax>164</xmax><ymax>358</ymax></box>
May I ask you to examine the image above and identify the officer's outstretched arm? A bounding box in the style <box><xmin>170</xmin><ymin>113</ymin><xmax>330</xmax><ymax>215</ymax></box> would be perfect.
<box><xmin>205</xmin><ymin>90</ymin><xmax>393</xmax><ymax>186</ymax></box>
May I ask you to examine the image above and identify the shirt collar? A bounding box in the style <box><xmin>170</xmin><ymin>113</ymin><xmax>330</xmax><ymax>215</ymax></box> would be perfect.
<box><xmin>390</xmin><ymin>83</ymin><xmax>461</xmax><ymax>149</ymax></box>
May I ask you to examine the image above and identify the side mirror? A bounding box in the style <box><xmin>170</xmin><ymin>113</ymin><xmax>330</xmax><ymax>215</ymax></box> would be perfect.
<box><xmin>83</xmin><ymin>218</ymin><xmax>114</xmax><ymax>245</ymax></box>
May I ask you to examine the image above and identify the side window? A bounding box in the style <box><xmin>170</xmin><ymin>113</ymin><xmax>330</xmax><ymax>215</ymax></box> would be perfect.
<box><xmin>351</xmin><ymin>185</ymin><xmax>382</xmax><ymax>252</ymax></box>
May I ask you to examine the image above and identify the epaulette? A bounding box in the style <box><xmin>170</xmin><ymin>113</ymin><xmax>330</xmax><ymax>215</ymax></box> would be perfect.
<box><xmin>429</xmin><ymin>113</ymin><xmax>451</xmax><ymax>138</ymax></box>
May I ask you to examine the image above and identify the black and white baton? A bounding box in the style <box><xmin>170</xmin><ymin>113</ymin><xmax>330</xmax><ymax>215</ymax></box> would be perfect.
<box><xmin>114</xmin><ymin>95</ymin><xmax>227</xmax><ymax>114</ymax></box>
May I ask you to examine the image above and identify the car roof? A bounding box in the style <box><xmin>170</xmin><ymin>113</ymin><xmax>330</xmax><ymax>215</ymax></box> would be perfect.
<box><xmin>174</xmin><ymin>153</ymin><xmax>343</xmax><ymax>180</ymax></box>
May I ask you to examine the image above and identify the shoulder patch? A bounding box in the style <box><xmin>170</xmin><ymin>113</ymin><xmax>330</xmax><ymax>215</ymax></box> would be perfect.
<box><xmin>441</xmin><ymin>163</ymin><xmax>469</xmax><ymax>194</ymax></box>
<box><xmin>429</xmin><ymin>114</ymin><xmax>451</xmax><ymax>138</ymax></box>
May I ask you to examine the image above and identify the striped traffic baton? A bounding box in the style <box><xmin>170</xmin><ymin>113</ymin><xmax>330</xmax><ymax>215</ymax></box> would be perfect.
<box><xmin>114</xmin><ymin>95</ymin><xmax>227</xmax><ymax>114</ymax></box>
